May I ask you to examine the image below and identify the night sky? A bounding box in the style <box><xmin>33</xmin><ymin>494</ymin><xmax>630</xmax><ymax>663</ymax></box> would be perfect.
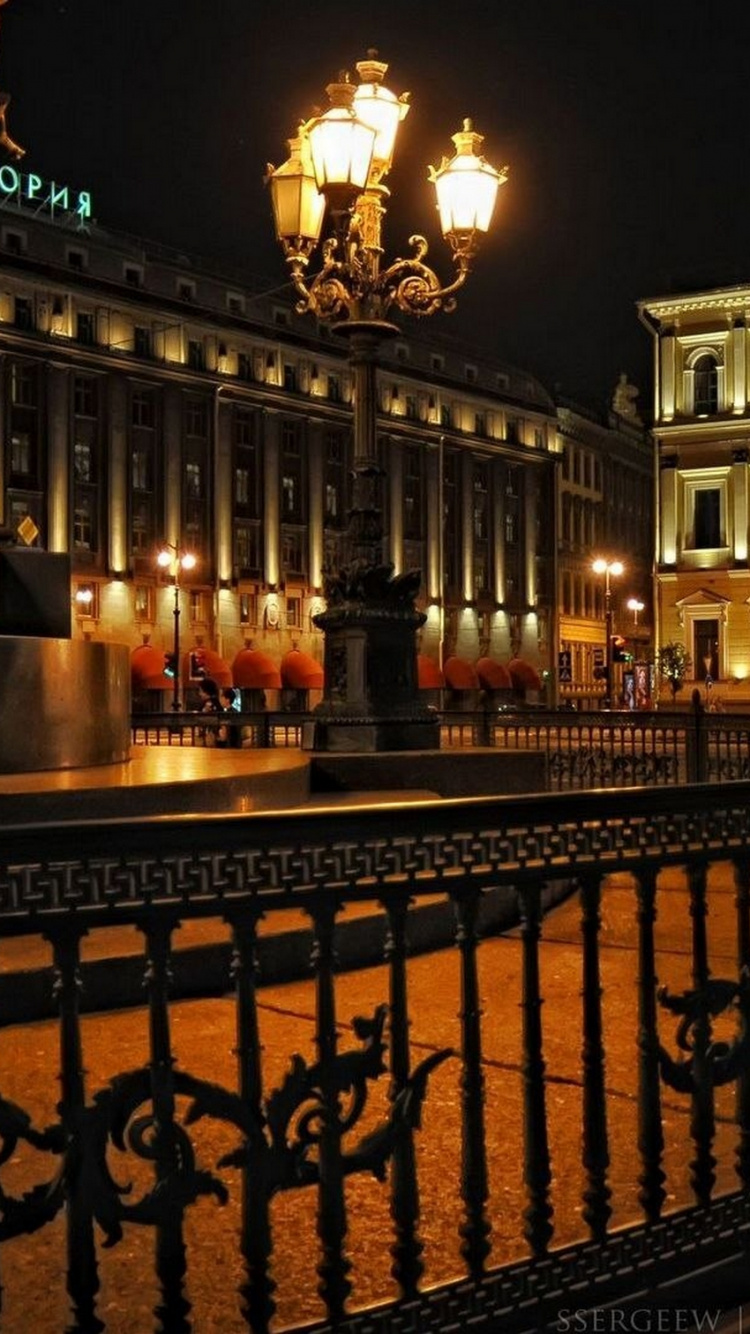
<box><xmin>4</xmin><ymin>0</ymin><xmax>750</xmax><ymax>415</ymax></box>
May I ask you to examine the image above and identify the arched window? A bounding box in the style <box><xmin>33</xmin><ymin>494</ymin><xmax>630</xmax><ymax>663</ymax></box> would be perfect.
<box><xmin>693</xmin><ymin>354</ymin><xmax>719</xmax><ymax>415</ymax></box>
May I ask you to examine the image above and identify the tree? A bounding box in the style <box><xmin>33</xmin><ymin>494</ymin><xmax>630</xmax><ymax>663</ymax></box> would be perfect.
<box><xmin>656</xmin><ymin>641</ymin><xmax>692</xmax><ymax>702</ymax></box>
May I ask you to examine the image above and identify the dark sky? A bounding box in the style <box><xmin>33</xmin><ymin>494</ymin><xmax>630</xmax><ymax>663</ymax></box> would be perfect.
<box><xmin>4</xmin><ymin>0</ymin><xmax>750</xmax><ymax>413</ymax></box>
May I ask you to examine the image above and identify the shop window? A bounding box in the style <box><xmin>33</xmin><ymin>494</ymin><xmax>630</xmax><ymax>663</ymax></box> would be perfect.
<box><xmin>134</xmin><ymin>585</ymin><xmax>154</xmax><ymax>621</ymax></box>
<box><xmin>239</xmin><ymin>592</ymin><xmax>257</xmax><ymax>626</ymax></box>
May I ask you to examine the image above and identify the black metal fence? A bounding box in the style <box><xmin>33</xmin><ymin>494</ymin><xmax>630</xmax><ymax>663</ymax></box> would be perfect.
<box><xmin>132</xmin><ymin>700</ymin><xmax>750</xmax><ymax>789</ymax></box>
<box><xmin>2</xmin><ymin>783</ymin><xmax>750</xmax><ymax>1329</ymax></box>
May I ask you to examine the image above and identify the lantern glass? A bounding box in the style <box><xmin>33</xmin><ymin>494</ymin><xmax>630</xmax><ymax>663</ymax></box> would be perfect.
<box><xmin>307</xmin><ymin>105</ymin><xmax>375</xmax><ymax>196</ymax></box>
<box><xmin>353</xmin><ymin>75</ymin><xmax>407</xmax><ymax>175</ymax></box>
<box><xmin>269</xmin><ymin>135</ymin><xmax>326</xmax><ymax>243</ymax></box>
<box><xmin>432</xmin><ymin>119</ymin><xmax>505</xmax><ymax>237</ymax></box>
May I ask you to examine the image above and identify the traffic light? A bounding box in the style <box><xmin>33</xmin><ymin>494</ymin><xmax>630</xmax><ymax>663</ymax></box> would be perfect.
<box><xmin>163</xmin><ymin>652</ymin><xmax>178</xmax><ymax>679</ymax></box>
<box><xmin>611</xmin><ymin>635</ymin><xmax>628</xmax><ymax>663</ymax></box>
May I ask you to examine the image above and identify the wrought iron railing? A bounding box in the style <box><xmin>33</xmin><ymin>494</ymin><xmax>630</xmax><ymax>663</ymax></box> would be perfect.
<box><xmin>131</xmin><ymin>701</ymin><xmax>720</xmax><ymax>788</ymax></box>
<box><xmin>2</xmin><ymin>783</ymin><xmax>750</xmax><ymax>1329</ymax></box>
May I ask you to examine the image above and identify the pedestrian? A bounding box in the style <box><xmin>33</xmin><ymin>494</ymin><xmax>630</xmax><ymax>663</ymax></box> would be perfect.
<box><xmin>197</xmin><ymin>678</ymin><xmax>220</xmax><ymax>713</ymax></box>
<box><xmin>196</xmin><ymin>677</ymin><xmax>220</xmax><ymax>745</ymax></box>
<box><xmin>217</xmin><ymin>686</ymin><xmax>240</xmax><ymax>748</ymax></box>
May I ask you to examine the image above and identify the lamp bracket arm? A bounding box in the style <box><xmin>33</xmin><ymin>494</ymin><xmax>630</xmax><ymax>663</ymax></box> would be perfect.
<box><xmin>378</xmin><ymin>237</ymin><xmax>470</xmax><ymax>318</ymax></box>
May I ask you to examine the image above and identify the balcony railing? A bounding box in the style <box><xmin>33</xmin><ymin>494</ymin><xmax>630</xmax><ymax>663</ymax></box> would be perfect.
<box><xmin>2</xmin><ymin>782</ymin><xmax>750</xmax><ymax>1328</ymax></box>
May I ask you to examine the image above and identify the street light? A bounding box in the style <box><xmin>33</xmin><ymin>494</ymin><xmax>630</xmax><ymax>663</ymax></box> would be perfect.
<box><xmin>157</xmin><ymin>543</ymin><xmax>197</xmax><ymax>711</ymax></box>
<box><xmin>627</xmin><ymin>597</ymin><xmax>644</xmax><ymax>628</ymax></box>
<box><xmin>267</xmin><ymin>52</ymin><xmax>507</xmax><ymax>750</ymax></box>
<box><xmin>592</xmin><ymin>557</ymin><xmax>624</xmax><ymax>709</ymax></box>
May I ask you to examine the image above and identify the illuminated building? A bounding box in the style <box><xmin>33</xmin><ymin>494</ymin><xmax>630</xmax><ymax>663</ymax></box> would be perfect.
<box><xmin>639</xmin><ymin>285</ymin><xmax>750</xmax><ymax>705</ymax></box>
<box><xmin>0</xmin><ymin>170</ymin><xmax>564</xmax><ymax>698</ymax></box>
<box><xmin>556</xmin><ymin>394</ymin><xmax>653</xmax><ymax>704</ymax></box>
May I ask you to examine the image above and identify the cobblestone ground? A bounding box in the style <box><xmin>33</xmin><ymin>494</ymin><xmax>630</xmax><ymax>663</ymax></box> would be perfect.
<box><xmin>0</xmin><ymin>863</ymin><xmax>745</xmax><ymax>1332</ymax></box>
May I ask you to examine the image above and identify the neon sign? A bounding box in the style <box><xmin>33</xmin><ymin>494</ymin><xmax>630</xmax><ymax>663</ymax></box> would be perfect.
<box><xmin>0</xmin><ymin>166</ymin><xmax>92</xmax><ymax>224</ymax></box>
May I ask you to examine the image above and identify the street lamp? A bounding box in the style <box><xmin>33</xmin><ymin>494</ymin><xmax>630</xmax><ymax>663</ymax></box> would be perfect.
<box><xmin>627</xmin><ymin>597</ymin><xmax>644</xmax><ymax>632</ymax></box>
<box><xmin>267</xmin><ymin>52</ymin><xmax>507</xmax><ymax>751</ymax></box>
<box><xmin>592</xmin><ymin>557</ymin><xmax>624</xmax><ymax>709</ymax></box>
<box><xmin>157</xmin><ymin>543</ymin><xmax>197</xmax><ymax>711</ymax></box>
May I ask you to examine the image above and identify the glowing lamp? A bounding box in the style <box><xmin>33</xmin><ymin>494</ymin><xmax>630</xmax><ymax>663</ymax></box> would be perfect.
<box><xmin>305</xmin><ymin>75</ymin><xmax>376</xmax><ymax>206</ymax></box>
<box><xmin>267</xmin><ymin>130</ymin><xmax>326</xmax><ymax>248</ymax></box>
<box><xmin>353</xmin><ymin>52</ymin><xmax>409</xmax><ymax>178</ymax></box>
<box><xmin>431</xmin><ymin>119</ymin><xmax>506</xmax><ymax>240</ymax></box>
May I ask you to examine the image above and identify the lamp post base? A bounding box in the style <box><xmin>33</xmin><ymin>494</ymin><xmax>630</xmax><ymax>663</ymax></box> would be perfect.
<box><xmin>313</xmin><ymin>565</ymin><xmax>439</xmax><ymax>753</ymax></box>
<box><xmin>312</xmin><ymin>716</ymin><xmax>440</xmax><ymax>754</ymax></box>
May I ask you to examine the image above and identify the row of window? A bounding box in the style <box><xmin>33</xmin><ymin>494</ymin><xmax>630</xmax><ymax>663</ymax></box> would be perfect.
<box><xmin>74</xmin><ymin>582</ymin><xmax>309</xmax><ymax>630</ymax></box>
<box><xmin>5</xmin><ymin>360</ymin><xmax>543</xmax><ymax>598</ymax></box>
<box><xmin>561</xmin><ymin>446</ymin><xmax>603</xmax><ymax>491</ymax></box>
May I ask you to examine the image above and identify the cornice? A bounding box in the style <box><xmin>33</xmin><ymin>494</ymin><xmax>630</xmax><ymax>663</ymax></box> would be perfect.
<box><xmin>640</xmin><ymin>287</ymin><xmax>750</xmax><ymax>322</ymax></box>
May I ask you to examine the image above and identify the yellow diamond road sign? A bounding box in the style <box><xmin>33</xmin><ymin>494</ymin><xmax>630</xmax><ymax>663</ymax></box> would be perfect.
<box><xmin>16</xmin><ymin>515</ymin><xmax>39</xmax><ymax>546</ymax></box>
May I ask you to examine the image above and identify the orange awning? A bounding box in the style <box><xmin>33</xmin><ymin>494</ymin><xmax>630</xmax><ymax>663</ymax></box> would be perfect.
<box><xmin>232</xmin><ymin>648</ymin><xmax>282</xmax><ymax>690</ymax></box>
<box><xmin>417</xmin><ymin>653</ymin><xmax>444</xmax><ymax>689</ymax></box>
<box><xmin>185</xmin><ymin>647</ymin><xmax>232</xmax><ymax>687</ymax></box>
<box><xmin>443</xmin><ymin>656</ymin><xmax>480</xmax><ymax>691</ymax></box>
<box><xmin>131</xmin><ymin>644</ymin><xmax>169</xmax><ymax>691</ymax></box>
<box><xmin>280</xmin><ymin>649</ymin><xmax>324</xmax><ymax>690</ymax></box>
<box><xmin>476</xmin><ymin>657</ymin><xmax>512</xmax><ymax>691</ymax></box>
<box><xmin>508</xmin><ymin>658</ymin><xmax>542</xmax><ymax>691</ymax></box>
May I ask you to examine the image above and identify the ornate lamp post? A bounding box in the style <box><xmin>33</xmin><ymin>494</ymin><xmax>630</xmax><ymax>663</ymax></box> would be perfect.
<box><xmin>267</xmin><ymin>52</ymin><xmax>506</xmax><ymax>751</ymax></box>
<box><xmin>592</xmin><ymin>558</ymin><xmax>624</xmax><ymax>709</ymax></box>
<box><xmin>157</xmin><ymin>543</ymin><xmax>197</xmax><ymax>711</ymax></box>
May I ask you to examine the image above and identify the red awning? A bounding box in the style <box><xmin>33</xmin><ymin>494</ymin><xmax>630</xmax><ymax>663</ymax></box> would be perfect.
<box><xmin>476</xmin><ymin>657</ymin><xmax>513</xmax><ymax>691</ymax></box>
<box><xmin>131</xmin><ymin>644</ymin><xmax>169</xmax><ymax>691</ymax></box>
<box><xmin>232</xmin><ymin>648</ymin><xmax>282</xmax><ymax>690</ymax></box>
<box><xmin>185</xmin><ymin>647</ymin><xmax>233</xmax><ymax>687</ymax></box>
<box><xmin>508</xmin><ymin>658</ymin><xmax>542</xmax><ymax>691</ymax></box>
<box><xmin>280</xmin><ymin>649</ymin><xmax>324</xmax><ymax>690</ymax></box>
<box><xmin>443</xmin><ymin>656</ymin><xmax>480</xmax><ymax>691</ymax></box>
<box><xmin>417</xmin><ymin>654</ymin><xmax>444</xmax><ymax>689</ymax></box>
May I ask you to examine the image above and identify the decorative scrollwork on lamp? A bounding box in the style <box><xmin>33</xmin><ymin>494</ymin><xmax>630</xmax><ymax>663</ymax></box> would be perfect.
<box><xmin>266</xmin><ymin>50</ymin><xmax>507</xmax><ymax>751</ymax></box>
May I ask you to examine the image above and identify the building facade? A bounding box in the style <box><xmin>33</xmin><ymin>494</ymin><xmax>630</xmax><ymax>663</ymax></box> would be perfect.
<box><xmin>0</xmin><ymin>169</ymin><xmax>565</xmax><ymax>703</ymax></box>
<box><xmin>639</xmin><ymin>284</ymin><xmax>750</xmax><ymax>707</ymax></box>
<box><xmin>556</xmin><ymin>391</ymin><xmax>653</xmax><ymax>706</ymax></box>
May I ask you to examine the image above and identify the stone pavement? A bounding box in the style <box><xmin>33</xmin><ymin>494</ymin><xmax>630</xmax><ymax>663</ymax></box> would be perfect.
<box><xmin>1</xmin><ymin>750</ymin><xmax>749</xmax><ymax>1330</ymax></box>
<box><xmin>0</xmin><ymin>865</ymin><xmax>748</xmax><ymax>1331</ymax></box>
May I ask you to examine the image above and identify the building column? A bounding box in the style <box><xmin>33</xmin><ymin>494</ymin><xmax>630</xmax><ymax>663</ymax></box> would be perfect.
<box><xmin>732</xmin><ymin>448</ymin><xmax>749</xmax><ymax>563</ymax></box>
<box><xmin>660</xmin><ymin>329</ymin><xmax>676</xmax><ymax>421</ymax></box>
<box><xmin>47</xmin><ymin>364</ymin><xmax>69</xmax><ymax>553</ymax></box>
<box><xmin>108</xmin><ymin>376</ymin><xmax>128</xmax><ymax>574</ymax></box>
<box><xmin>425</xmin><ymin>439</ymin><xmax>442</xmax><ymax>601</ymax></box>
<box><xmin>163</xmin><ymin>384</ymin><xmax>182</xmax><ymax>548</ymax></box>
<box><xmin>493</xmin><ymin>460</ymin><xmax>505</xmax><ymax>603</ymax></box>
<box><xmin>733</xmin><ymin>320</ymin><xmax>747</xmax><ymax>413</ymax></box>
<box><xmin>523</xmin><ymin>467</ymin><xmax>537</xmax><ymax>608</ymax></box>
<box><xmin>214</xmin><ymin>389</ymin><xmax>232</xmax><ymax>584</ymax></box>
<box><xmin>388</xmin><ymin>435</ymin><xmax>403</xmax><ymax>576</ymax></box>
<box><xmin>659</xmin><ymin>456</ymin><xmax>678</xmax><ymax>565</ymax></box>
<box><xmin>263</xmin><ymin>409</ymin><xmax>280</xmax><ymax>587</ymax></box>
<box><xmin>308</xmin><ymin>418</ymin><xmax>324</xmax><ymax>591</ymax></box>
<box><xmin>461</xmin><ymin>450</ymin><xmax>474</xmax><ymax>603</ymax></box>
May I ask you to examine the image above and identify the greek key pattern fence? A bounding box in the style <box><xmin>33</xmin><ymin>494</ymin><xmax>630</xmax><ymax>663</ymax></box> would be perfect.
<box><xmin>1</xmin><ymin>782</ymin><xmax>750</xmax><ymax>1330</ymax></box>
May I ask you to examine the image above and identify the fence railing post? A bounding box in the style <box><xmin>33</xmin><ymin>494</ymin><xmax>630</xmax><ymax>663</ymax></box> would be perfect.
<box><xmin>687</xmin><ymin>688</ymin><xmax>707</xmax><ymax>783</ymax></box>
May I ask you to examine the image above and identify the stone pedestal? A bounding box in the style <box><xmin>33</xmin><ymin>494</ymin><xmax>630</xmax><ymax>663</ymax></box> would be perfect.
<box><xmin>0</xmin><ymin>637</ymin><xmax>130</xmax><ymax>773</ymax></box>
<box><xmin>313</xmin><ymin>584</ymin><xmax>440</xmax><ymax>753</ymax></box>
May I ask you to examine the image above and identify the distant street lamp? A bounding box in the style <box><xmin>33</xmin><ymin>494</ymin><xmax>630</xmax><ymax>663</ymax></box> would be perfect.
<box><xmin>157</xmin><ymin>543</ymin><xmax>197</xmax><ymax>711</ymax></box>
<box><xmin>267</xmin><ymin>51</ymin><xmax>506</xmax><ymax>750</ymax></box>
<box><xmin>592</xmin><ymin>557</ymin><xmax>624</xmax><ymax>709</ymax></box>
<box><xmin>627</xmin><ymin>597</ymin><xmax>644</xmax><ymax>632</ymax></box>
